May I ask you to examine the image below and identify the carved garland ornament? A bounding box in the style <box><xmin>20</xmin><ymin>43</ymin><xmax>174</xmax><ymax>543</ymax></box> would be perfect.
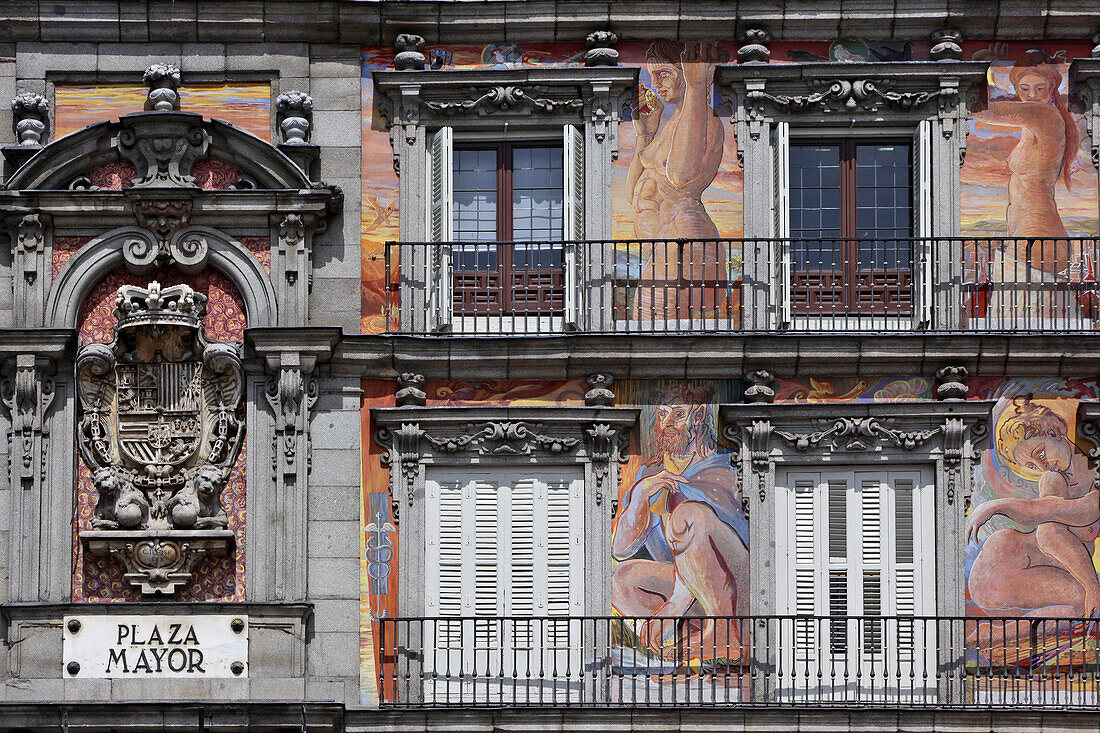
<box><xmin>76</xmin><ymin>281</ymin><xmax>244</xmax><ymax>595</ymax></box>
<box><xmin>423</xmin><ymin>86</ymin><xmax>584</xmax><ymax>115</ymax></box>
<box><xmin>746</xmin><ymin>78</ymin><xmax>954</xmax><ymax>116</ymax></box>
<box><xmin>724</xmin><ymin>414</ymin><xmax>987</xmax><ymax>505</ymax></box>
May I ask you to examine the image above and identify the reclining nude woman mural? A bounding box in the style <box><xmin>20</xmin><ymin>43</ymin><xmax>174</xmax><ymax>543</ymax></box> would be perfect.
<box><xmin>627</xmin><ymin>42</ymin><xmax>730</xmax><ymax>320</ymax></box>
<box><xmin>611</xmin><ymin>384</ymin><xmax>749</xmax><ymax>670</ymax></box>
<box><xmin>965</xmin><ymin>395</ymin><xmax>1100</xmax><ymax>651</ymax></box>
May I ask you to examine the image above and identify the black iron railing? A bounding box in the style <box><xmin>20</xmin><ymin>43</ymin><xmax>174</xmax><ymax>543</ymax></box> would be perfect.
<box><xmin>381</xmin><ymin>237</ymin><xmax>1100</xmax><ymax>334</ymax></box>
<box><xmin>377</xmin><ymin>615</ymin><xmax>1100</xmax><ymax>708</ymax></box>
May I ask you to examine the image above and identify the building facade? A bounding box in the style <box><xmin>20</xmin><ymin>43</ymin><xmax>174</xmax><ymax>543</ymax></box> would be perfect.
<box><xmin>3</xmin><ymin>1</ymin><xmax>1100</xmax><ymax>730</ymax></box>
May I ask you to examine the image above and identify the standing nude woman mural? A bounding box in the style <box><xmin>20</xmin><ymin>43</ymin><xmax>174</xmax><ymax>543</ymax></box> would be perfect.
<box><xmin>966</xmin><ymin>396</ymin><xmax>1100</xmax><ymax>646</ymax></box>
<box><xmin>970</xmin><ymin>51</ymin><xmax>1093</xmax><ymax>323</ymax></box>
<box><xmin>628</xmin><ymin>41</ymin><xmax>729</xmax><ymax>319</ymax></box>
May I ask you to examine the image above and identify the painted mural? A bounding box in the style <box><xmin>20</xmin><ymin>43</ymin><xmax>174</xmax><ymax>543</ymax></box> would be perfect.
<box><xmin>357</xmin><ymin>39</ymin><xmax>1100</xmax><ymax>701</ymax></box>
<box><xmin>358</xmin><ymin>377</ymin><xmax>748</xmax><ymax>701</ymax></box>
<box><xmin>54</xmin><ymin>83</ymin><xmax>271</xmax><ymax>140</ymax></box>
<box><xmin>611</xmin><ymin>380</ymin><xmax>747</xmax><ymax>690</ymax></box>
<box><xmin>959</xmin><ymin>42</ymin><xmax>1100</xmax><ymax>328</ymax></box>
<box><xmin>359</xmin><ymin>41</ymin><xmax>748</xmax><ymax>333</ymax></box>
<box><xmin>964</xmin><ymin>379</ymin><xmax>1100</xmax><ymax>673</ymax></box>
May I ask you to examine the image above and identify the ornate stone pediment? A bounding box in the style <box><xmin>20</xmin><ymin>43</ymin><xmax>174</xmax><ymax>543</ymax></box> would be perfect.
<box><xmin>721</xmin><ymin>401</ymin><xmax>992</xmax><ymax>506</ymax></box>
<box><xmin>373</xmin><ymin>68</ymin><xmax>636</xmax><ymax>129</ymax></box>
<box><xmin>76</xmin><ymin>281</ymin><xmax>243</xmax><ymax>595</ymax></box>
<box><xmin>373</xmin><ymin>406</ymin><xmax>637</xmax><ymax>523</ymax></box>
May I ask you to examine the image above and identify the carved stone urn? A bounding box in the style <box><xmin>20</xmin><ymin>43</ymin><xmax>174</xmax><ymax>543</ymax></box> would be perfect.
<box><xmin>76</xmin><ymin>282</ymin><xmax>243</xmax><ymax>596</ymax></box>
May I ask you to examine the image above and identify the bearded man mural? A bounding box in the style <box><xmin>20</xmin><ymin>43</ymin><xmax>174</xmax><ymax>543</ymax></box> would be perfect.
<box><xmin>612</xmin><ymin>384</ymin><xmax>748</xmax><ymax>666</ymax></box>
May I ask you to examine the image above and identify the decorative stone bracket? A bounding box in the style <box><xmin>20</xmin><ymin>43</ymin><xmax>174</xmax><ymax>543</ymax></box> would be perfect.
<box><xmin>1075</xmin><ymin>402</ymin><xmax>1100</xmax><ymax>489</ymax></box>
<box><xmin>373</xmin><ymin>407</ymin><xmax>637</xmax><ymax>524</ymax></box>
<box><xmin>117</xmin><ymin>112</ymin><xmax>211</xmax><ymax>188</ymax></box>
<box><xmin>270</xmin><ymin>212</ymin><xmax>324</xmax><ymax>326</ymax></box>
<box><xmin>1069</xmin><ymin>59</ymin><xmax>1100</xmax><ymax>173</ymax></box>
<box><xmin>1</xmin><ymin>354</ymin><xmax>56</xmax><ymax>492</ymax></box>
<box><xmin>249</xmin><ymin>329</ymin><xmax>339</xmax><ymax>484</ymax></box>
<box><xmin>8</xmin><ymin>213</ymin><xmax>50</xmax><ymax>327</ymax></box>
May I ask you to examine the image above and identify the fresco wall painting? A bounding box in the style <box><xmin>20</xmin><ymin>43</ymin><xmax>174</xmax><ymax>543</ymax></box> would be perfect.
<box><xmin>357</xmin><ymin>39</ymin><xmax>1100</xmax><ymax>701</ymax></box>
<box><xmin>53</xmin><ymin>83</ymin><xmax>272</xmax><ymax>140</ymax></box>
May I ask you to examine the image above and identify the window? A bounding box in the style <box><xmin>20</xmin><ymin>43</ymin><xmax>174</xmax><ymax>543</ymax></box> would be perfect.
<box><xmin>423</xmin><ymin>466</ymin><xmax>584</xmax><ymax>701</ymax></box>
<box><xmin>452</xmin><ymin>142</ymin><xmax>565</xmax><ymax>315</ymax></box>
<box><xmin>427</xmin><ymin>126</ymin><xmax>584</xmax><ymax>329</ymax></box>
<box><xmin>775</xmin><ymin>467</ymin><xmax>935</xmax><ymax>700</ymax></box>
<box><xmin>788</xmin><ymin>139</ymin><xmax>914</xmax><ymax>317</ymax></box>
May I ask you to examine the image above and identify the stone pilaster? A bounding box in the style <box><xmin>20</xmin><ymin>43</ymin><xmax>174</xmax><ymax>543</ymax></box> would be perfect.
<box><xmin>249</xmin><ymin>328</ymin><xmax>338</xmax><ymax>601</ymax></box>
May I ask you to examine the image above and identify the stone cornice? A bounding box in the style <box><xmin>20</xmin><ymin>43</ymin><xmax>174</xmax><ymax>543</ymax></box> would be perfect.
<box><xmin>7</xmin><ymin>2</ymin><xmax>1100</xmax><ymax>45</ymax></box>
<box><xmin>0</xmin><ymin>329</ymin><xmax>73</xmax><ymax>359</ymax></box>
<box><xmin>373</xmin><ymin>405</ymin><xmax>639</xmax><ymax>430</ymax></box>
<box><xmin>334</xmin><ymin>332</ymin><xmax>1100</xmax><ymax>381</ymax></box>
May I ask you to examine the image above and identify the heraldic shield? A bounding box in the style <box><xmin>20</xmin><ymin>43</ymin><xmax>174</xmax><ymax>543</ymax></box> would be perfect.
<box><xmin>76</xmin><ymin>281</ymin><xmax>244</xmax><ymax>595</ymax></box>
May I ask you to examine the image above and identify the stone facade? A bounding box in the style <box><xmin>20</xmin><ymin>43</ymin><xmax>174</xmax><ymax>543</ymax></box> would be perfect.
<box><xmin>4</xmin><ymin>1</ymin><xmax>1100</xmax><ymax>731</ymax></box>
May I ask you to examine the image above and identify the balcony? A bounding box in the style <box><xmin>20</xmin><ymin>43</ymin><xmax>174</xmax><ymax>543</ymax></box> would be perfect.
<box><xmin>383</xmin><ymin>238</ymin><xmax>1100</xmax><ymax>335</ymax></box>
<box><xmin>378</xmin><ymin>615</ymin><xmax>1100</xmax><ymax>708</ymax></box>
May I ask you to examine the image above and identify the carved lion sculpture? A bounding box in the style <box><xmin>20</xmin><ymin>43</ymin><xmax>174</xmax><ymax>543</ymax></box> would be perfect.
<box><xmin>91</xmin><ymin>466</ymin><xmax>149</xmax><ymax>529</ymax></box>
<box><xmin>168</xmin><ymin>465</ymin><xmax>229</xmax><ymax>529</ymax></box>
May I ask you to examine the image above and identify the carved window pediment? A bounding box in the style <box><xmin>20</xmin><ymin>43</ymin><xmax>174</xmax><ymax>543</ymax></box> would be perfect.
<box><xmin>373</xmin><ymin>68</ymin><xmax>638</xmax><ymax>130</ymax></box>
<box><xmin>721</xmin><ymin>401</ymin><xmax>993</xmax><ymax>507</ymax></box>
<box><xmin>373</xmin><ymin>406</ymin><xmax>637</xmax><ymax>522</ymax></box>
<box><xmin>716</xmin><ymin>61</ymin><xmax>989</xmax><ymax>122</ymax></box>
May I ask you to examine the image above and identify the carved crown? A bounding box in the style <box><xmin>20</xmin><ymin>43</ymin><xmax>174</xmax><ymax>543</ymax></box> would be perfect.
<box><xmin>114</xmin><ymin>281</ymin><xmax>206</xmax><ymax>332</ymax></box>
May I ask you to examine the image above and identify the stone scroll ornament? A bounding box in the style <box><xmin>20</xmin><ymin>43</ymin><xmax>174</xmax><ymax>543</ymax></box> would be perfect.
<box><xmin>76</xmin><ymin>281</ymin><xmax>244</xmax><ymax>596</ymax></box>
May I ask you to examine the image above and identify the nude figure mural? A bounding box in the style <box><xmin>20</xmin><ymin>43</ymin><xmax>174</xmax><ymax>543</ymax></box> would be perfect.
<box><xmin>611</xmin><ymin>384</ymin><xmax>749</xmax><ymax>670</ymax></box>
<box><xmin>970</xmin><ymin>51</ymin><xmax>1093</xmax><ymax>324</ymax></box>
<box><xmin>627</xmin><ymin>42</ymin><xmax>730</xmax><ymax>321</ymax></box>
<box><xmin>965</xmin><ymin>395</ymin><xmax>1100</xmax><ymax>651</ymax></box>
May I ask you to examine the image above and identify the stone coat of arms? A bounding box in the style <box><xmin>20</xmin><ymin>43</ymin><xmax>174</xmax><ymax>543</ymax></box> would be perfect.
<box><xmin>76</xmin><ymin>281</ymin><xmax>244</xmax><ymax>595</ymax></box>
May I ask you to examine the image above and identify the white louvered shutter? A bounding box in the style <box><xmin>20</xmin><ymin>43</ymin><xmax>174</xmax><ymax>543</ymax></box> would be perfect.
<box><xmin>777</xmin><ymin>468</ymin><xmax>934</xmax><ymax>698</ymax></box>
<box><xmin>563</xmin><ymin>125</ymin><xmax>585</xmax><ymax>329</ymax></box>
<box><xmin>771</xmin><ymin>122</ymin><xmax>792</xmax><ymax>327</ymax></box>
<box><xmin>424</xmin><ymin>468</ymin><xmax>584</xmax><ymax>694</ymax></box>
<box><xmin>913</xmin><ymin>120</ymin><xmax>933</xmax><ymax>327</ymax></box>
<box><xmin>427</xmin><ymin>127</ymin><xmax>454</xmax><ymax>331</ymax></box>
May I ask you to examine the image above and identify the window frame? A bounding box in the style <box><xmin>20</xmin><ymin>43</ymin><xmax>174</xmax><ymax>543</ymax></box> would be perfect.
<box><xmin>787</xmin><ymin>135</ymin><xmax>916</xmax><ymax>316</ymax></box>
<box><xmin>372</xmin><ymin>66</ymin><xmax>638</xmax><ymax>333</ymax></box>
<box><xmin>451</xmin><ymin>139</ymin><xmax>568</xmax><ymax>316</ymax></box>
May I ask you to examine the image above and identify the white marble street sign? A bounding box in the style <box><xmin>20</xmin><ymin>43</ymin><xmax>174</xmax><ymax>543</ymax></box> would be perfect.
<box><xmin>62</xmin><ymin>614</ymin><xmax>248</xmax><ymax>678</ymax></box>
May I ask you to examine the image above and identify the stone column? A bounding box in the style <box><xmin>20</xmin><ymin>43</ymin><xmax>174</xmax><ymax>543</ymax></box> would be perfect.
<box><xmin>728</xmin><ymin>81</ymin><xmax>775</xmax><ymax>330</ymax></box>
<box><xmin>583</xmin><ymin>78</ymin><xmax>622</xmax><ymax>331</ymax></box>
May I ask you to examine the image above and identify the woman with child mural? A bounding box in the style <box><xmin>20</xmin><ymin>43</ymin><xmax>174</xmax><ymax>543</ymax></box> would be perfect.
<box><xmin>966</xmin><ymin>396</ymin><xmax>1100</xmax><ymax>648</ymax></box>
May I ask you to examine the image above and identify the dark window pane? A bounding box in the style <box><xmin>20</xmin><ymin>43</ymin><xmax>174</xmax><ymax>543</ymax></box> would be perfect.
<box><xmin>453</xmin><ymin>147</ymin><xmax>498</xmax><ymax>245</ymax></box>
<box><xmin>511</xmin><ymin>145</ymin><xmax>563</xmax><ymax>244</ymax></box>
